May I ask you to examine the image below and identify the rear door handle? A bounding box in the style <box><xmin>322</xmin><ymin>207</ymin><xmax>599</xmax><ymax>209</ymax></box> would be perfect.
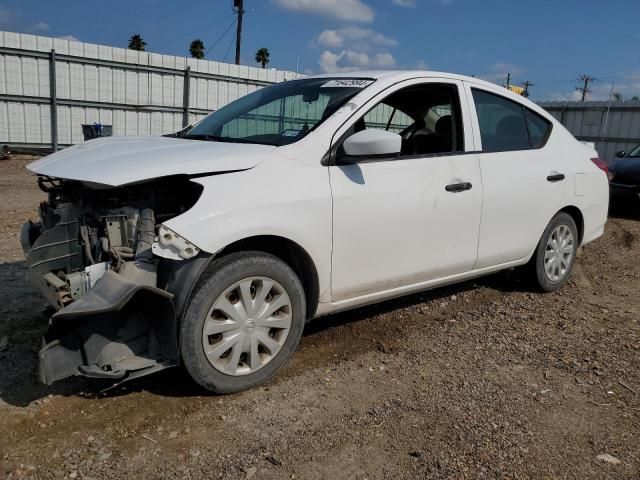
<box><xmin>547</xmin><ymin>173</ymin><xmax>565</xmax><ymax>182</ymax></box>
<box><xmin>445</xmin><ymin>182</ymin><xmax>472</xmax><ymax>193</ymax></box>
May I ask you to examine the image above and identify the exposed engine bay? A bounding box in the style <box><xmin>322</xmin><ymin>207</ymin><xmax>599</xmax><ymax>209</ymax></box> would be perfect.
<box><xmin>21</xmin><ymin>175</ymin><xmax>207</xmax><ymax>385</ymax></box>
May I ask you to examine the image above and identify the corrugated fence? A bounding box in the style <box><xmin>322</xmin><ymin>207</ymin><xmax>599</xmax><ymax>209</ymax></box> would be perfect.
<box><xmin>0</xmin><ymin>30</ymin><xmax>300</xmax><ymax>149</ymax></box>
<box><xmin>538</xmin><ymin>101</ymin><xmax>640</xmax><ymax>163</ymax></box>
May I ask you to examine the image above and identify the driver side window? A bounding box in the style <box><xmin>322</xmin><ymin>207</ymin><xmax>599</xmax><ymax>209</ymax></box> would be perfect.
<box><xmin>363</xmin><ymin>103</ymin><xmax>414</xmax><ymax>133</ymax></box>
<box><xmin>345</xmin><ymin>83</ymin><xmax>464</xmax><ymax>158</ymax></box>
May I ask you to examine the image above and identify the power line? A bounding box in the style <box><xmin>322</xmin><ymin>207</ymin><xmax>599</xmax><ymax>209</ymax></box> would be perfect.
<box><xmin>153</xmin><ymin>0</ymin><xmax>198</xmax><ymax>24</ymax></box>
<box><xmin>204</xmin><ymin>18</ymin><xmax>237</xmax><ymax>57</ymax></box>
<box><xmin>576</xmin><ymin>74</ymin><xmax>596</xmax><ymax>102</ymax></box>
<box><xmin>142</xmin><ymin>0</ymin><xmax>198</xmax><ymax>32</ymax></box>
<box><xmin>223</xmin><ymin>27</ymin><xmax>236</xmax><ymax>63</ymax></box>
<box><xmin>155</xmin><ymin>12</ymin><xmax>236</xmax><ymax>49</ymax></box>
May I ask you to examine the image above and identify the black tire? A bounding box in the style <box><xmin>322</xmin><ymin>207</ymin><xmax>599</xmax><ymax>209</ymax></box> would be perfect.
<box><xmin>180</xmin><ymin>251</ymin><xmax>306</xmax><ymax>393</ymax></box>
<box><xmin>531</xmin><ymin>212</ymin><xmax>579</xmax><ymax>292</ymax></box>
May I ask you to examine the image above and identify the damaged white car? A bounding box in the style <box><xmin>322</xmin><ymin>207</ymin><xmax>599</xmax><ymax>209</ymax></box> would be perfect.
<box><xmin>22</xmin><ymin>71</ymin><xmax>609</xmax><ymax>393</ymax></box>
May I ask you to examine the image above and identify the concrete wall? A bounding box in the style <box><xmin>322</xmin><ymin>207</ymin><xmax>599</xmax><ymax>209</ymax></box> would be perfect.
<box><xmin>0</xmin><ymin>30</ymin><xmax>300</xmax><ymax>148</ymax></box>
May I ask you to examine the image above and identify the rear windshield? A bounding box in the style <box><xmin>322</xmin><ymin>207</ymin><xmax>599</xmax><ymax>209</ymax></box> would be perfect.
<box><xmin>185</xmin><ymin>78</ymin><xmax>374</xmax><ymax>146</ymax></box>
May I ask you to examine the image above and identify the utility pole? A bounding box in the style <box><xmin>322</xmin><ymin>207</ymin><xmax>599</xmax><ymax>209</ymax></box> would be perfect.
<box><xmin>234</xmin><ymin>0</ymin><xmax>244</xmax><ymax>65</ymax></box>
<box><xmin>522</xmin><ymin>80</ymin><xmax>534</xmax><ymax>98</ymax></box>
<box><xmin>576</xmin><ymin>74</ymin><xmax>595</xmax><ymax>102</ymax></box>
<box><xmin>505</xmin><ymin>72</ymin><xmax>511</xmax><ymax>89</ymax></box>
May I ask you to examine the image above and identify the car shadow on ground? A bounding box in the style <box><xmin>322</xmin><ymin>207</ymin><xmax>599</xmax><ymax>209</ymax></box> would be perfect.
<box><xmin>0</xmin><ymin>259</ymin><xmax>530</xmax><ymax>407</ymax></box>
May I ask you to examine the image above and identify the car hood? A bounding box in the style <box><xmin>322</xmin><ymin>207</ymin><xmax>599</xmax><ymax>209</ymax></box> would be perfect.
<box><xmin>27</xmin><ymin>136</ymin><xmax>275</xmax><ymax>187</ymax></box>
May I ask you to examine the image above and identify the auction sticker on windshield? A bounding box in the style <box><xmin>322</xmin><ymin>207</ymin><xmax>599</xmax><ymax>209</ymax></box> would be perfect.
<box><xmin>321</xmin><ymin>79</ymin><xmax>374</xmax><ymax>88</ymax></box>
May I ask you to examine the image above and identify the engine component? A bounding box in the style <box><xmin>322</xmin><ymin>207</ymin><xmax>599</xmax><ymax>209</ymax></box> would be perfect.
<box><xmin>61</xmin><ymin>262</ymin><xmax>111</xmax><ymax>300</ymax></box>
<box><xmin>152</xmin><ymin>225</ymin><xmax>200</xmax><ymax>260</ymax></box>
<box><xmin>104</xmin><ymin>215</ymin><xmax>128</xmax><ymax>247</ymax></box>
<box><xmin>23</xmin><ymin>203</ymin><xmax>84</xmax><ymax>308</ymax></box>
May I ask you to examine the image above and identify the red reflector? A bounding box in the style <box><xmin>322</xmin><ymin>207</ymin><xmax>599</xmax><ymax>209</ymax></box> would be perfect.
<box><xmin>591</xmin><ymin>157</ymin><xmax>609</xmax><ymax>174</ymax></box>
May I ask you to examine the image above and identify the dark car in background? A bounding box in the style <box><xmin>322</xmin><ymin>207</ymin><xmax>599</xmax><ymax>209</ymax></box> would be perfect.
<box><xmin>610</xmin><ymin>145</ymin><xmax>640</xmax><ymax>208</ymax></box>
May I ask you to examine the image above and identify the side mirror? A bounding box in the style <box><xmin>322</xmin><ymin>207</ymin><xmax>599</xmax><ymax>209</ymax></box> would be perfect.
<box><xmin>615</xmin><ymin>150</ymin><xmax>626</xmax><ymax>158</ymax></box>
<box><xmin>341</xmin><ymin>129</ymin><xmax>402</xmax><ymax>161</ymax></box>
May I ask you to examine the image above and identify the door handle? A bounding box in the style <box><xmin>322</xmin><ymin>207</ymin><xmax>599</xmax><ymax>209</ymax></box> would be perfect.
<box><xmin>445</xmin><ymin>182</ymin><xmax>472</xmax><ymax>193</ymax></box>
<box><xmin>546</xmin><ymin>173</ymin><xmax>565</xmax><ymax>182</ymax></box>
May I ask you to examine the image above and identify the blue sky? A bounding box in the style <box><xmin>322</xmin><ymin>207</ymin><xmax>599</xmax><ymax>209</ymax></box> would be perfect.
<box><xmin>1</xmin><ymin>0</ymin><xmax>639</xmax><ymax>101</ymax></box>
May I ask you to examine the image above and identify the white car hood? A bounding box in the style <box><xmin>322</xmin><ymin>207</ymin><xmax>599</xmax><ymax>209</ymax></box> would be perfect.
<box><xmin>27</xmin><ymin>136</ymin><xmax>275</xmax><ymax>187</ymax></box>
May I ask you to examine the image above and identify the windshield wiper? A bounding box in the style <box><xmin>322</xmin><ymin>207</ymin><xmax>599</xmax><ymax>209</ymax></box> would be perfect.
<box><xmin>182</xmin><ymin>134</ymin><xmax>275</xmax><ymax>146</ymax></box>
<box><xmin>182</xmin><ymin>134</ymin><xmax>225</xmax><ymax>141</ymax></box>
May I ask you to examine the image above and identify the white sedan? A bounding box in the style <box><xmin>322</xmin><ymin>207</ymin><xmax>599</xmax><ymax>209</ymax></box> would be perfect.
<box><xmin>23</xmin><ymin>71</ymin><xmax>609</xmax><ymax>392</ymax></box>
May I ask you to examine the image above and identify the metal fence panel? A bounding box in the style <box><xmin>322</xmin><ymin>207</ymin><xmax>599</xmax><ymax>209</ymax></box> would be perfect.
<box><xmin>0</xmin><ymin>30</ymin><xmax>300</xmax><ymax>149</ymax></box>
<box><xmin>539</xmin><ymin>101</ymin><xmax>640</xmax><ymax>164</ymax></box>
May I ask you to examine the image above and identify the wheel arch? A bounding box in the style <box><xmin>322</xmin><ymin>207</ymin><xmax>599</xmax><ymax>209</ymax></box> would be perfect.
<box><xmin>215</xmin><ymin>235</ymin><xmax>321</xmax><ymax>319</ymax></box>
<box><xmin>557</xmin><ymin>205</ymin><xmax>584</xmax><ymax>244</ymax></box>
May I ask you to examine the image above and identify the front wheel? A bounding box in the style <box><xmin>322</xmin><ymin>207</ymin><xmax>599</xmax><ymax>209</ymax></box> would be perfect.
<box><xmin>531</xmin><ymin>212</ymin><xmax>578</xmax><ymax>292</ymax></box>
<box><xmin>180</xmin><ymin>252</ymin><xmax>306</xmax><ymax>393</ymax></box>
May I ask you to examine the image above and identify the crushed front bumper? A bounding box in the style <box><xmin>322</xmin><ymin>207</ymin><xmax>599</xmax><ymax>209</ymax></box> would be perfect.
<box><xmin>38</xmin><ymin>270</ymin><xmax>178</xmax><ymax>385</ymax></box>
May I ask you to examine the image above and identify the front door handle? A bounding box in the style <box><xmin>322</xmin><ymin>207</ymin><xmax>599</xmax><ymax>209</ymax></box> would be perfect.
<box><xmin>445</xmin><ymin>182</ymin><xmax>472</xmax><ymax>193</ymax></box>
<box><xmin>547</xmin><ymin>173</ymin><xmax>565</xmax><ymax>182</ymax></box>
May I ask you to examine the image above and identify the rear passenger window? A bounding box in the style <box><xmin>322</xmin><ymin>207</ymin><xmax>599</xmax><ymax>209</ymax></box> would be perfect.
<box><xmin>525</xmin><ymin>108</ymin><xmax>552</xmax><ymax>148</ymax></box>
<box><xmin>472</xmin><ymin>89</ymin><xmax>552</xmax><ymax>152</ymax></box>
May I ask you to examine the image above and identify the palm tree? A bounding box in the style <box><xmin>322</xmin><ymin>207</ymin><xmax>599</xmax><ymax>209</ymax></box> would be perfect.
<box><xmin>255</xmin><ymin>48</ymin><xmax>270</xmax><ymax>69</ymax></box>
<box><xmin>128</xmin><ymin>34</ymin><xmax>146</xmax><ymax>51</ymax></box>
<box><xmin>189</xmin><ymin>39</ymin><xmax>205</xmax><ymax>59</ymax></box>
<box><xmin>612</xmin><ymin>92</ymin><xmax>623</xmax><ymax>101</ymax></box>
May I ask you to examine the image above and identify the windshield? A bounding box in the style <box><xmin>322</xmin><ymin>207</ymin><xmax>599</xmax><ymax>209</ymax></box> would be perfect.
<box><xmin>628</xmin><ymin>144</ymin><xmax>640</xmax><ymax>157</ymax></box>
<box><xmin>185</xmin><ymin>78</ymin><xmax>374</xmax><ymax>146</ymax></box>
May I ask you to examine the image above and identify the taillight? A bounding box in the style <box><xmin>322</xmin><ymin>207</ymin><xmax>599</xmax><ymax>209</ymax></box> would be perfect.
<box><xmin>591</xmin><ymin>157</ymin><xmax>613</xmax><ymax>181</ymax></box>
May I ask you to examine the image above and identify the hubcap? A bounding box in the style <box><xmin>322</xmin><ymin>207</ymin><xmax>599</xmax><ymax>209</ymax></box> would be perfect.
<box><xmin>202</xmin><ymin>277</ymin><xmax>292</xmax><ymax>376</ymax></box>
<box><xmin>544</xmin><ymin>224</ymin><xmax>574</xmax><ymax>282</ymax></box>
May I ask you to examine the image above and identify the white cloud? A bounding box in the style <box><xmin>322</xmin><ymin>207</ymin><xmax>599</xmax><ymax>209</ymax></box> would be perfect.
<box><xmin>316</xmin><ymin>27</ymin><xmax>397</xmax><ymax>52</ymax></box>
<box><xmin>316</xmin><ymin>30</ymin><xmax>343</xmax><ymax>48</ymax></box>
<box><xmin>28</xmin><ymin>21</ymin><xmax>50</xmax><ymax>33</ymax></box>
<box><xmin>273</xmin><ymin>0</ymin><xmax>375</xmax><ymax>23</ymax></box>
<box><xmin>58</xmin><ymin>35</ymin><xmax>80</xmax><ymax>42</ymax></box>
<box><xmin>319</xmin><ymin>49</ymin><xmax>397</xmax><ymax>73</ymax></box>
<box><xmin>412</xmin><ymin>59</ymin><xmax>429</xmax><ymax>70</ymax></box>
<box><xmin>480</xmin><ymin>62</ymin><xmax>525</xmax><ymax>84</ymax></box>
<box><xmin>392</xmin><ymin>0</ymin><xmax>416</xmax><ymax>6</ymax></box>
<box><xmin>371</xmin><ymin>52</ymin><xmax>396</xmax><ymax>68</ymax></box>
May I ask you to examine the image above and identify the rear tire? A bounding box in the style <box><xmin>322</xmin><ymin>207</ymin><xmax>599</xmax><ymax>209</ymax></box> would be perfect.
<box><xmin>181</xmin><ymin>251</ymin><xmax>306</xmax><ymax>393</ymax></box>
<box><xmin>531</xmin><ymin>212</ymin><xmax>578</xmax><ymax>292</ymax></box>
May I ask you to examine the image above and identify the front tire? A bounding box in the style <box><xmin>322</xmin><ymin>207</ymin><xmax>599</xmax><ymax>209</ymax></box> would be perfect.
<box><xmin>181</xmin><ymin>252</ymin><xmax>306</xmax><ymax>393</ymax></box>
<box><xmin>531</xmin><ymin>212</ymin><xmax>578</xmax><ymax>292</ymax></box>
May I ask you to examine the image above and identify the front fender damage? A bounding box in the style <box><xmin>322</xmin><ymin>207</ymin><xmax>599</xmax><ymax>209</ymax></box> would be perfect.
<box><xmin>21</xmin><ymin>174</ymin><xmax>214</xmax><ymax>387</ymax></box>
<box><xmin>39</xmin><ymin>270</ymin><xmax>177</xmax><ymax>385</ymax></box>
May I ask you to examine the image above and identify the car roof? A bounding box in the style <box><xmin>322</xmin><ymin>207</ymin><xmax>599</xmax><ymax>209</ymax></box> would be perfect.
<box><xmin>304</xmin><ymin>70</ymin><xmax>499</xmax><ymax>90</ymax></box>
<box><xmin>303</xmin><ymin>70</ymin><xmax>552</xmax><ymax>120</ymax></box>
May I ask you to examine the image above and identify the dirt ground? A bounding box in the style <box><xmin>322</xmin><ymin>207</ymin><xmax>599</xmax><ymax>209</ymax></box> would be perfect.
<box><xmin>0</xmin><ymin>155</ymin><xmax>638</xmax><ymax>480</ymax></box>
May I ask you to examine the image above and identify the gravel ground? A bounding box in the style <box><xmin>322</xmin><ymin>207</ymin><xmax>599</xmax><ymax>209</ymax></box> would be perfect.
<box><xmin>0</xmin><ymin>155</ymin><xmax>639</xmax><ymax>479</ymax></box>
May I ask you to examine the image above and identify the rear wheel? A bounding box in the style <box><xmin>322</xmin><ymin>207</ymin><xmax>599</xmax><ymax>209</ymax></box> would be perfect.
<box><xmin>531</xmin><ymin>212</ymin><xmax>578</xmax><ymax>292</ymax></box>
<box><xmin>181</xmin><ymin>252</ymin><xmax>306</xmax><ymax>393</ymax></box>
